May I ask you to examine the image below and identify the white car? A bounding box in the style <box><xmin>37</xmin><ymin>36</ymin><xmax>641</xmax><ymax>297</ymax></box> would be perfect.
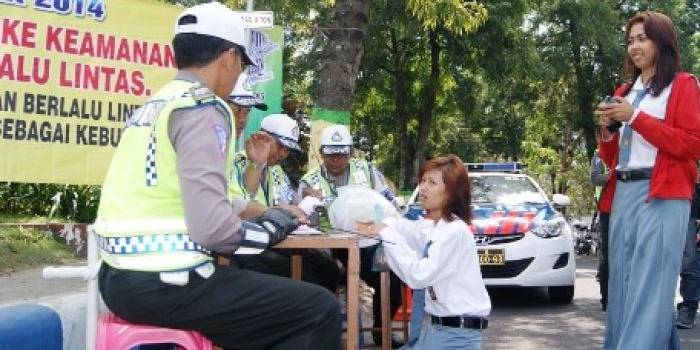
<box><xmin>407</xmin><ymin>163</ymin><xmax>576</xmax><ymax>303</ymax></box>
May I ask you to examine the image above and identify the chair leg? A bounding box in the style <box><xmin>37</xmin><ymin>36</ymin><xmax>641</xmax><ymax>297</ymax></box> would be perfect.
<box><xmin>290</xmin><ymin>252</ymin><xmax>303</xmax><ymax>280</ymax></box>
<box><xmin>380</xmin><ymin>271</ymin><xmax>390</xmax><ymax>350</ymax></box>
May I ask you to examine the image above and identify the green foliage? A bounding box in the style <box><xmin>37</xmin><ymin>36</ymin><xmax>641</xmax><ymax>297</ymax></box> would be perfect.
<box><xmin>6</xmin><ymin>0</ymin><xmax>699</xmax><ymax>221</ymax></box>
<box><xmin>0</xmin><ymin>213</ymin><xmax>68</xmax><ymax>224</ymax></box>
<box><xmin>515</xmin><ymin>0</ymin><xmax>698</xmax><ymax>214</ymax></box>
<box><xmin>0</xmin><ymin>183</ymin><xmax>100</xmax><ymax>223</ymax></box>
<box><xmin>351</xmin><ymin>0</ymin><xmax>494</xmax><ymax>189</ymax></box>
<box><xmin>565</xmin><ymin>152</ymin><xmax>597</xmax><ymax>217</ymax></box>
<box><xmin>407</xmin><ymin>0</ymin><xmax>488</xmax><ymax>35</ymax></box>
<box><xmin>352</xmin><ymin>0</ymin><xmax>698</xmax><ymax>212</ymax></box>
<box><xmin>0</xmin><ymin>226</ymin><xmax>76</xmax><ymax>271</ymax></box>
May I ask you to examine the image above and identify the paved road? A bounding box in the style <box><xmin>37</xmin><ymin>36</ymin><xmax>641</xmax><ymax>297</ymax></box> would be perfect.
<box><xmin>0</xmin><ymin>265</ymin><xmax>85</xmax><ymax>306</ymax></box>
<box><xmin>485</xmin><ymin>255</ymin><xmax>700</xmax><ymax>350</ymax></box>
<box><xmin>4</xmin><ymin>257</ymin><xmax>700</xmax><ymax>349</ymax></box>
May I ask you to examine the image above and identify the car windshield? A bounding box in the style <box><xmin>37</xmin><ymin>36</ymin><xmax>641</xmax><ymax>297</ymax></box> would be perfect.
<box><xmin>471</xmin><ymin>175</ymin><xmax>546</xmax><ymax>205</ymax></box>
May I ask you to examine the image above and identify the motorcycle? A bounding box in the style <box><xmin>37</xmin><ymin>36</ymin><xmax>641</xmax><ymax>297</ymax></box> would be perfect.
<box><xmin>572</xmin><ymin>220</ymin><xmax>596</xmax><ymax>256</ymax></box>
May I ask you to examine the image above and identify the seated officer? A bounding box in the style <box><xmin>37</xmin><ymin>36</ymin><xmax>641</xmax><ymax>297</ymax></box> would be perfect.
<box><xmin>95</xmin><ymin>3</ymin><xmax>341</xmax><ymax>349</ymax></box>
<box><xmin>226</xmin><ymin>71</ymin><xmax>267</xmax><ymax>152</ymax></box>
<box><xmin>231</xmin><ymin>114</ymin><xmax>340</xmax><ymax>292</ymax></box>
<box><xmin>299</xmin><ymin>124</ymin><xmax>404</xmax><ymax>348</ymax></box>
<box><xmin>300</xmin><ymin>124</ymin><xmax>397</xmax><ymax>206</ymax></box>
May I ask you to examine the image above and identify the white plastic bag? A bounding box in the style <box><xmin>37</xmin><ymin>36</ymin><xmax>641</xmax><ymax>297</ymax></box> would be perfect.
<box><xmin>329</xmin><ymin>185</ymin><xmax>398</xmax><ymax>248</ymax></box>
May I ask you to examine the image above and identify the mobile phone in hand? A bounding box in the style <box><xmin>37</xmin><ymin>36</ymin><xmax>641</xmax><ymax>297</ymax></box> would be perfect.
<box><xmin>602</xmin><ymin>96</ymin><xmax>622</xmax><ymax>133</ymax></box>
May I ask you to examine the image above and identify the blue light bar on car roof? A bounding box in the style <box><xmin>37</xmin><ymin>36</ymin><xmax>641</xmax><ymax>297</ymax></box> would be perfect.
<box><xmin>465</xmin><ymin>162</ymin><xmax>523</xmax><ymax>173</ymax></box>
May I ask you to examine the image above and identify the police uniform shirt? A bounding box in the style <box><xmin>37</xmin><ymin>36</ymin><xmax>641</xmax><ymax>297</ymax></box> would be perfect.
<box><xmin>167</xmin><ymin>71</ymin><xmax>250</xmax><ymax>254</ymax></box>
<box><xmin>267</xmin><ymin>168</ymin><xmax>298</xmax><ymax>206</ymax></box>
<box><xmin>298</xmin><ymin>162</ymin><xmax>396</xmax><ymax>201</ymax></box>
<box><xmin>379</xmin><ymin>216</ymin><xmax>492</xmax><ymax>318</ymax></box>
<box><xmin>234</xmin><ymin>152</ymin><xmax>298</xmax><ymax>206</ymax></box>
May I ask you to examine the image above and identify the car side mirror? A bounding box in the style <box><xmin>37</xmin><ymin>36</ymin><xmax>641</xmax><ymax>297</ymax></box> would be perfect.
<box><xmin>552</xmin><ymin>194</ymin><xmax>571</xmax><ymax>207</ymax></box>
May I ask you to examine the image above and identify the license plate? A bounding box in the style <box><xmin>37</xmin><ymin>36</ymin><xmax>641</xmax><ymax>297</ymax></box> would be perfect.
<box><xmin>478</xmin><ymin>249</ymin><xmax>505</xmax><ymax>265</ymax></box>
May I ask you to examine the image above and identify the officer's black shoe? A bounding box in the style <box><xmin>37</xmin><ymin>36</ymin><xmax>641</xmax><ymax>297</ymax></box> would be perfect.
<box><xmin>372</xmin><ymin>332</ymin><xmax>405</xmax><ymax>349</ymax></box>
<box><xmin>677</xmin><ymin>303</ymin><xmax>697</xmax><ymax>329</ymax></box>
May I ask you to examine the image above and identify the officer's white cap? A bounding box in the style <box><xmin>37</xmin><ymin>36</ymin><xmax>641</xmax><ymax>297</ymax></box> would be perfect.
<box><xmin>320</xmin><ymin>124</ymin><xmax>352</xmax><ymax>155</ymax></box>
<box><xmin>174</xmin><ymin>2</ymin><xmax>253</xmax><ymax>66</ymax></box>
<box><xmin>261</xmin><ymin>114</ymin><xmax>301</xmax><ymax>151</ymax></box>
<box><xmin>228</xmin><ymin>71</ymin><xmax>267</xmax><ymax>110</ymax></box>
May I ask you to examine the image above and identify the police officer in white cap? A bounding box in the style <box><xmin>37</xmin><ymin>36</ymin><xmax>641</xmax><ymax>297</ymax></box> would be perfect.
<box><xmin>231</xmin><ymin>114</ymin><xmax>341</xmax><ymax>292</ymax></box>
<box><xmin>300</xmin><ymin>124</ymin><xmax>396</xmax><ymax>204</ymax></box>
<box><xmin>231</xmin><ymin>113</ymin><xmax>302</xmax><ymax>207</ymax></box>
<box><xmin>300</xmin><ymin>124</ymin><xmax>403</xmax><ymax>348</ymax></box>
<box><xmin>96</xmin><ymin>3</ymin><xmax>341</xmax><ymax>349</ymax></box>
<box><xmin>226</xmin><ymin>71</ymin><xmax>268</xmax><ymax>152</ymax></box>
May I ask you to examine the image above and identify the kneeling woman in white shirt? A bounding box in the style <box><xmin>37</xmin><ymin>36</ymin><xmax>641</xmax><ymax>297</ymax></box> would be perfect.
<box><xmin>358</xmin><ymin>154</ymin><xmax>491</xmax><ymax>349</ymax></box>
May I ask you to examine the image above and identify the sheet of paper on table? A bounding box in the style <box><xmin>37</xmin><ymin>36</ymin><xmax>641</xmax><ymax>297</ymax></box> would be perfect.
<box><xmin>291</xmin><ymin>225</ymin><xmax>324</xmax><ymax>235</ymax></box>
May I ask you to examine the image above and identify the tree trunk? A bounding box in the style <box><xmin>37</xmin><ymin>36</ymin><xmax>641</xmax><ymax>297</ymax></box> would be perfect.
<box><xmin>413</xmin><ymin>30</ymin><xmax>441</xmax><ymax>175</ymax></box>
<box><xmin>550</xmin><ymin>172</ymin><xmax>557</xmax><ymax>196</ymax></box>
<box><xmin>307</xmin><ymin>0</ymin><xmax>370</xmax><ymax>169</ymax></box>
<box><xmin>314</xmin><ymin>0</ymin><xmax>370</xmax><ymax>111</ymax></box>
<box><xmin>567</xmin><ymin>18</ymin><xmax>596</xmax><ymax>156</ymax></box>
<box><xmin>389</xmin><ymin>30</ymin><xmax>413</xmax><ymax>190</ymax></box>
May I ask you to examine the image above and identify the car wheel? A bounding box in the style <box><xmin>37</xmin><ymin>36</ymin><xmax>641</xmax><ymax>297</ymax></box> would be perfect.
<box><xmin>548</xmin><ymin>285</ymin><xmax>574</xmax><ymax>304</ymax></box>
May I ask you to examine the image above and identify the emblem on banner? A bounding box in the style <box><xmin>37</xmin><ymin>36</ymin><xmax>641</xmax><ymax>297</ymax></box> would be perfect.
<box><xmin>247</xmin><ymin>30</ymin><xmax>279</xmax><ymax>85</ymax></box>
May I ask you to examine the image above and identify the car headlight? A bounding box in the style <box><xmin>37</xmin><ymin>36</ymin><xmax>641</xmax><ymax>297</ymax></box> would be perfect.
<box><xmin>531</xmin><ymin>217</ymin><xmax>565</xmax><ymax>238</ymax></box>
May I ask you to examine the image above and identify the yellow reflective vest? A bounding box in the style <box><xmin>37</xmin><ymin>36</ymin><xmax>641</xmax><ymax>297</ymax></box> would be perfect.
<box><xmin>94</xmin><ymin>79</ymin><xmax>236</xmax><ymax>272</ymax></box>
<box><xmin>228</xmin><ymin>151</ymin><xmax>295</xmax><ymax>207</ymax></box>
<box><xmin>301</xmin><ymin>158</ymin><xmax>373</xmax><ymax>205</ymax></box>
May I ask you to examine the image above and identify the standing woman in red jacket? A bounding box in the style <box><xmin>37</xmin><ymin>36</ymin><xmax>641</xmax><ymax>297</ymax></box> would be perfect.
<box><xmin>596</xmin><ymin>11</ymin><xmax>700</xmax><ymax>350</ymax></box>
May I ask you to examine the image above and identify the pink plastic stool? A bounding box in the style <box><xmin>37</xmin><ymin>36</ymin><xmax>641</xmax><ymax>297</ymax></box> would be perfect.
<box><xmin>96</xmin><ymin>312</ymin><xmax>213</xmax><ymax>350</ymax></box>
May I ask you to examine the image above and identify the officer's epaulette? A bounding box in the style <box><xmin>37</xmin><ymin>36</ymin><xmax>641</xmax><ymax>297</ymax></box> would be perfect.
<box><xmin>188</xmin><ymin>84</ymin><xmax>215</xmax><ymax>103</ymax></box>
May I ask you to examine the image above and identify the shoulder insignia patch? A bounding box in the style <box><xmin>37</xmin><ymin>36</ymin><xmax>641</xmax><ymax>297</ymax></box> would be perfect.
<box><xmin>127</xmin><ymin>100</ymin><xmax>167</xmax><ymax>127</ymax></box>
<box><xmin>213</xmin><ymin>124</ymin><xmax>228</xmax><ymax>158</ymax></box>
<box><xmin>189</xmin><ymin>84</ymin><xmax>215</xmax><ymax>103</ymax></box>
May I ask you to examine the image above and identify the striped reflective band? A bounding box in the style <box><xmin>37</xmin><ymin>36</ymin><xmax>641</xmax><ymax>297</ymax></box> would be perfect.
<box><xmin>240</xmin><ymin>221</ymin><xmax>270</xmax><ymax>249</ymax></box>
<box><xmin>97</xmin><ymin>221</ymin><xmax>271</xmax><ymax>256</ymax></box>
<box><xmin>96</xmin><ymin>233</ymin><xmax>208</xmax><ymax>255</ymax></box>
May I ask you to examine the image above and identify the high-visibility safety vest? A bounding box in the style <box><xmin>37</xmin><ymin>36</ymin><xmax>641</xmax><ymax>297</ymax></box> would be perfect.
<box><xmin>228</xmin><ymin>152</ymin><xmax>295</xmax><ymax>207</ymax></box>
<box><xmin>301</xmin><ymin>158</ymin><xmax>374</xmax><ymax>205</ymax></box>
<box><xmin>94</xmin><ymin>79</ymin><xmax>236</xmax><ymax>272</ymax></box>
